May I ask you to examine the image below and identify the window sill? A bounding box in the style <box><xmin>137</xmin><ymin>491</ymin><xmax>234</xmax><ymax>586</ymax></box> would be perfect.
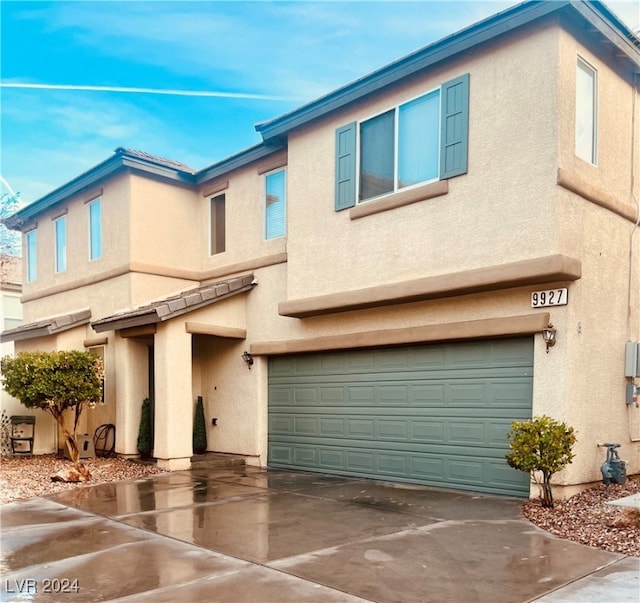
<box><xmin>350</xmin><ymin>180</ymin><xmax>448</xmax><ymax>220</ymax></box>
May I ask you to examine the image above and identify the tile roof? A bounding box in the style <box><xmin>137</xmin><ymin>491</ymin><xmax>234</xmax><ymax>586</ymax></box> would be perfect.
<box><xmin>115</xmin><ymin>147</ymin><xmax>195</xmax><ymax>173</ymax></box>
<box><xmin>0</xmin><ymin>309</ymin><xmax>91</xmax><ymax>343</ymax></box>
<box><xmin>91</xmin><ymin>274</ymin><xmax>255</xmax><ymax>333</ymax></box>
<box><xmin>0</xmin><ymin>254</ymin><xmax>22</xmax><ymax>287</ymax></box>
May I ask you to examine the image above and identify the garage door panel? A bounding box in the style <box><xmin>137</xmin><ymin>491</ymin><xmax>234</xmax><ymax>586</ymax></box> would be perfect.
<box><xmin>269</xmin><ymin>338</ymin><xmax>533</xmax><ymax>496</ymax></box>
<box><xmin>267</xmin><ymin>441</ymin><xmax>529</xmax><ymax>495</ymax></box>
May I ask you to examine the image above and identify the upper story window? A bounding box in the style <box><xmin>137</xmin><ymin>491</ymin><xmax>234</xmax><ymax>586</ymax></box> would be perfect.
<box><xmin>360</xmin><ymin>89</ymin><xmax>440</xmax><ymax>200</ymax></box>
<box><xmin>265</xmin><ymin>168</ymin><xmax>286</xmax><ymax>239</ymax></box>
<box><xmin>25</xmin><ymin>229</ymin><xmax>37</xmax><ymax>282</ymax></box>
<box><xmin>575</xmin><ymin>57</ymin><xmax>598</xmax><ymax>165</ymax></box>
<box><xmin>210</xmin><ymin>193</ymin><xmax>226</xmax><ymax>255</ymax></box>
<box><xmin>54</xmin><ymin>216</ymin><xmax>67</xmax><ymax>273</ymax></box>
<box><xmin>335</xmin><ymin>73</ymin><xmax>469</xmax><ymax>211</ymax></box>
<box><xmin>89</xmin><ymin>199</ymin><xmax>102</xmax><ymax>260</ymax></box>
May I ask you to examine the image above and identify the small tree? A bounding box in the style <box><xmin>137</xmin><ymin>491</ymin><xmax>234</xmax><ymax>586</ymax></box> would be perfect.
<box><xmin>1</xmin><ymin>350</ymin><xmax>103</xmax><ymax>479</ymax></box>
<box><xmin>506</xmin><ymin>415</ymin><xmax>576</xmax><ymax>508</ymax></box>
<box><xmin>0</xmin><ymin>191</ymin><xmax>22</xmax><ymax>257</ymax></box>
<box><xmin>136</xmin><ymin>398</ymin><xmax>153</xmax><ymax>459</ymax></box>
<box><xmin>192</xmin><ymin>396</ymin><xmax>207</xmax><ymax>455</ymax></box>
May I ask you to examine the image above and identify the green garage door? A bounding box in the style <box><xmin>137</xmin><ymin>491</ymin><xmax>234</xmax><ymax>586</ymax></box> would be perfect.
<box><xmin>268</xmin><ymin>338</ymin><xmax>533</xmax><ymax>496</ymax></box>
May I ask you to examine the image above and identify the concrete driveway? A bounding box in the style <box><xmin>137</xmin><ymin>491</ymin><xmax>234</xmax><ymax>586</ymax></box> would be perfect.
<box><xmin>1</xmin><ymin>465</ymin><xmax>638</xmax><ymax>602</ymax></box>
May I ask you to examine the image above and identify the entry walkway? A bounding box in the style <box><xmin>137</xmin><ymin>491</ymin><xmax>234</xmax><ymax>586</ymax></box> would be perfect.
<box><xmin>1</xmin><ymin>466</ymin><xmax>638</xmax><ymax>602</ymax></box>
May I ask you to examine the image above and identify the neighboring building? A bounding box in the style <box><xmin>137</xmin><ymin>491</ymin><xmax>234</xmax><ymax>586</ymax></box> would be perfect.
<box><xmin>2</xmin><ymin>1</ymin><xmax>639</xmax><ymax>498</ymax></box>
<box><xmin>0</xmin><ymin>254</ymin><xmax>57</xmax><ymax>454</ymax></box>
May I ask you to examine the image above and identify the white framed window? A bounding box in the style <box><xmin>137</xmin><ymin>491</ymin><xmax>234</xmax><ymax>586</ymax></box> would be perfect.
<box><xmin>360</xmin><ymin>89</ymin><xmax>440</xmax><ymax>201</ymax></box>
<box><xmin>54</xmin><ymin>216</ymin><xmax>67</xmax><ymax>273</ymax></box>
<box><xmin>25</xmin><ymin>229</ymin><xmax>37</xmax><ymax>282</ymax></box>
<box><xmin>265</xmin><ymin>168</ymin><xmax>286</xmax><ymax>239</ymax></box>
<box><xmin>89</xmin><ymin>199</ymin><xmax>102</xmax><ymax>260</ymax></box>
<box><xmin>210</xmin><ymin>194</ymin><xmax>226</xmax><ymax>255</ymax></box>
<box><xmin>576</xmin><ymin>57</ymin><xmax>598</xmax><ymax>165</ymax></box>
<box><xmin>334</xmin><ymin>73</ymin><xmax>469</xmax><ymax>212</ymax></box>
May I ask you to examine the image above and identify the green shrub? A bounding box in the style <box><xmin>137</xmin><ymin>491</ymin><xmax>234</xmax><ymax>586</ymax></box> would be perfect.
<box><xmin>506</xmin><ymin>415</ymin><xmax>576</xmax><ymax>508</ymax></box>
<box><xmin>1</xmin><ymin>350</ymin><xmax>103</xmax><ymax>477</ymax></box>
<box><xmin>136</xmin><ymin>398</ymin><xmax>153</xmax><ymax>459</ymax></box>
<box><xmin>192</xmin><ymin>396</ymin><xmax>207</xmax><ymax>455</ymax></box>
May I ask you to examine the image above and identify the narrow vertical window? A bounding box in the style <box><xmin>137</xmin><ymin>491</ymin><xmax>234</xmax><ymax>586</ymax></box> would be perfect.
<box><xmin>576</xmin><ymin>57</ymin><xmax>597</xmax><ymax>164</ymax></box>
<box><xmin>210</xmin><ymin>194</ymin><xmax>226</xmax><ymax>255</ymax></box>
<box><xmin>89</xmin><ymin>199</ymin><xmax>102</xmax><ymax>260</ymax></box>
<box><xmin>265</xmin><ymin>169</ymin><xmax>286</xmax><ymax>239</ymax></box>
<box><xmin>25</xmin><ymin>229</ymin><xmax>37</xmax><ymax>282</ymax></box>
<box><xmin>54</xmin><ymin>216</ymin><xmax>67</xmax><ymax>273</ymax></box>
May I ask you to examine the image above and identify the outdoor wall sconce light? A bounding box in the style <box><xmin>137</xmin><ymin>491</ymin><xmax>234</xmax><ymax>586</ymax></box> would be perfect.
<box><xmin>242</xmin><ymin>351</ymin><xmax>254</xmax><ymax>368</ymax></box>
<box><xmin>542</xmin><ymin>324</ymin><xmax>557</xmax><ymax>353</ymax></box>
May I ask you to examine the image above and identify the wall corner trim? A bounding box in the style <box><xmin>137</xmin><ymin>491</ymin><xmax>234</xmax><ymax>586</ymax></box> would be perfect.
<box><xmin>557</xmin><ymin>168</ymin><xmax>637</xmax><ymax>222</ymax></box>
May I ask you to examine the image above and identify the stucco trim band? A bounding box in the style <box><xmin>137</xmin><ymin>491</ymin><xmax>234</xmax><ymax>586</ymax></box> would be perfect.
<box><xmin>557</xmin><ymin>168</ymin><xmax>638</xmax><ymax>222</ymax></box>
<box><xmin>84</xmin><ymin>336</ymin><xmax>108</xmax><ymax>347</ymax></box>
<box><xmin>252</xmin><ymin>312</ymin><xmax>550</xmax><ymax>356</ymax></box>
<box><xmin>279</xmin><ymin>254</ymin><xmax>581</xmax><ymax>318</ymax></box>
<box><xmin>185</xmin><ymin>322</ymin><xmax>247</xmax><ymax>339</ymax></box>
<box><xmin>200</xmin><ymin>253</ymin><xmax>287</xmax><ymax>283</ymax></box>
<box><xmin>350</xmin><ymin>180</ymin><xmax>449</xmax><ymax>219</ymax></box>
<box><xmin>21</xmin><ymin>254</ymin><xmax>286</xmax><ymax>303</ymax></box>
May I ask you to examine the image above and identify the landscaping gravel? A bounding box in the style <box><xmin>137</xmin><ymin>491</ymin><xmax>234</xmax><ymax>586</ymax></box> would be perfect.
<box><xmin>1</xmin><ymin>455</ymin><xmax>638</xmax><ymax>557</ymax></box>
<box><xmin>0</xmin><ymin>454</ymin><xmax>164</xmax><ymax>504</ymax></box>
<box><xmin>523</xmin><ymin>476</ymin><xmax>639</xmax><ymax>557</ymax></box>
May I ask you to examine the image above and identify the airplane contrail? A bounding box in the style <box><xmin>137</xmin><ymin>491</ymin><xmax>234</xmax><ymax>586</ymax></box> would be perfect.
<box><xmin>0</xmin><ymin>82</ymin><xmax>303</xmax><ymax>102</ymax></box>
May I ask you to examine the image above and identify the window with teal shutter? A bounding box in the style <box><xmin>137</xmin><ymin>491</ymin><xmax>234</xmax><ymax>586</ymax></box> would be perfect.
<box><xmin>334</xmin><ymin>73</ymin><xmax>469</xmax><ymax>210</ymax></box>
<box><xmin>265</xmin><ymin>169</ymin><xmax>286</xmax><ymax>239</ymax></box>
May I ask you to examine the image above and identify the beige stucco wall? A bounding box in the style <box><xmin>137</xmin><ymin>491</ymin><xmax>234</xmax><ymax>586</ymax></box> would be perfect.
<box><xmin>283</xmin><ymin>24</ymin><xmax>561</xmax><ymax>301</ymax></box>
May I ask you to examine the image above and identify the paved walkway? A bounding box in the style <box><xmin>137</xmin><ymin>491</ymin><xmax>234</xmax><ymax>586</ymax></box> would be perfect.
<box><xmin>1</xmin><ymin>466</ymin><xmax>638</xmax><ymax>602</ymax></box>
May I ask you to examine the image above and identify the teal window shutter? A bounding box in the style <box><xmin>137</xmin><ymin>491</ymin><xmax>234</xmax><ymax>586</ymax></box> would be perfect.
<box><xmin>335</xmin><ymin>122</ymin><xmax>357</xmax><ymax>211</ymax></box>
<box><xmin>439</xmin><ymin>73</ymin><xmax>469</xmax><ymax>179</ymax></box>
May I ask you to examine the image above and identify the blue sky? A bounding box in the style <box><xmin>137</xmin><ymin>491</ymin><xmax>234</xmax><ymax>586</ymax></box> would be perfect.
<box><xmin>1</xmin><ymin>0</ymin><xmax>639</xmax><ymax>205</ymax></box>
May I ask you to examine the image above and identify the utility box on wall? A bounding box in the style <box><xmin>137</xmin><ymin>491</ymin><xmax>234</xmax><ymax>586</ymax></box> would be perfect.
<box><xmin>625</xmin><ymin>342</ymin><xmax>640</xmax><ymax>378</ymax></box>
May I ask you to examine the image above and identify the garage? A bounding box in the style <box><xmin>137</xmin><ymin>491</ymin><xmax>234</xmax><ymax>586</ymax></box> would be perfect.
<box><xmin>268</xmin><ymin>338</ymin><xmax>533</xmax><ymax>496</ymax></box>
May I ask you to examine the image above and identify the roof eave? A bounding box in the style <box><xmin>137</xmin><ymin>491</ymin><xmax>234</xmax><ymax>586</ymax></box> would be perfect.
<box><xmin>195</xmin><ymin>141</ymin><xmax>286</xmax><ymax>185</ymax></box>
<box><xmin>4</xmin><ymin>151</ymin><xmax>197</xmax><ymax>231</ymax></box>
<box><xmin>0</xmin><ymin>309</ymin><xmax>91</xmax><ymax>343</ymax></box>
<box><xmin>255</xmin><ymin>0</ymin><xmax>638</xmax><ymax>141</ymax></box>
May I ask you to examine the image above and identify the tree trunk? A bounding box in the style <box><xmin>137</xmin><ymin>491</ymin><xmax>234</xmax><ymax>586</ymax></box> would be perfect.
<box><xmin>542</xmin><ymin>472</ymin><xmax>554</xmax><ymax>508</ymax></box>
<box><xmin>63</xmin><ymin>430</ymin><xmax>91</xmax><ymax>481</ymax></box>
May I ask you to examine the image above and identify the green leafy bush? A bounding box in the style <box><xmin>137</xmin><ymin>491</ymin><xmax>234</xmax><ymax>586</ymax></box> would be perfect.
<box><xmin>1</xmin><ymin>351</ymin><xmax>103</xmax><ymax>476</ymax></box>
<box><xmin>136</xmin><ymin>398</ymin><xmax>153</xmax><ymax>459</ymax></box>
<box><xmin>192</xmin><ymin>396</ymin><xmax>207</xmax><ymax>455</ymax></box>
<box><xmin>506</xmin><ymin>415</ymin><xmax>576</xmax><ymax>508</ymax></box>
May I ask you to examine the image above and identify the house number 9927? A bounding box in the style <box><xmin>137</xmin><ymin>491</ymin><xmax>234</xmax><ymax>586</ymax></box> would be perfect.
<box><xmin>531</xmin><ymin>288</ymin><xmax>568</xmax><ymax>308</ymax></box>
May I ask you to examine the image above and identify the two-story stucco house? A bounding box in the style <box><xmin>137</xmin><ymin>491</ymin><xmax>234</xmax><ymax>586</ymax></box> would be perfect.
<box><xmin>3</xmin><ymin>0</ymin><xmax>639</xmax><ymax>499</ymax></box>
